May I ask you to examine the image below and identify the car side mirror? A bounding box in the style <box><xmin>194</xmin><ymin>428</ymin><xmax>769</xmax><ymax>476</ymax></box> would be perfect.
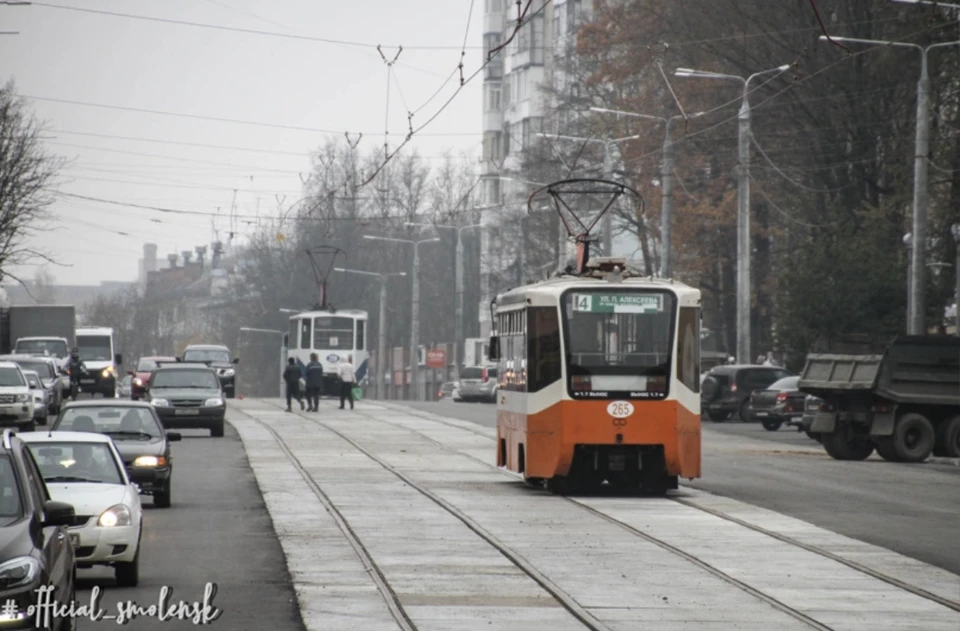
<box><xmin>43</xmin><ymin>500</ymin><xmax>75</xmax><ymax>527</ymax></box>
<box><xmin>488</xmin><ymin>336</ymin><xmax>500</xmax><ymax>361</ymax></box>
<box><xmin>114</xmin><ymin>354</ymin><xmax>123</xmax><ymax>366</ymax></box>
<box><xmin>167</xmin><ymin>432</ymin><xmax>182</xmax><ymax>442</ymax></box>
<box><xmin>29</xmin><ymin>383</ymin><xmax>38</xmax><ymax>390</ymax></box>
<box><xmin>232</xmin><ymin>358</ymin><xmax>240</xmax><ymax>364</ymax></box>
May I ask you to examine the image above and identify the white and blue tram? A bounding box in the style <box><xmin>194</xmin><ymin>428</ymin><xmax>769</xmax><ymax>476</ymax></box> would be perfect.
<box><xmin>286</xmin><ymin>309</ymin><xmax>370</xmax><ymax>397</ymax></box>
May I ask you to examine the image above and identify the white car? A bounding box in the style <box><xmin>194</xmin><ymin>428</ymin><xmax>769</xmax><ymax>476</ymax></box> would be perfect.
<box><xmin>21</xmin><ymin>369</ymin><xmax>48</xmax><ymax>424</ymax></box>
<box><xmin>18</xmin><ymin>430</ymin><xmax>143</xmax><ymax>587</ymax></box>
<box><xmin>0</xmin><ymin>361</ymin><xmax>34</xmax><ymax>431</ymax></box>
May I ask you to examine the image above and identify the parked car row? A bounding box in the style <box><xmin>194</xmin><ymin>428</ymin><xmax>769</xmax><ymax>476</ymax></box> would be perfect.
<box><xmin>700</xmin><ymin>363</ymin><xmax>824</xmax><ymax>439</ymax></box>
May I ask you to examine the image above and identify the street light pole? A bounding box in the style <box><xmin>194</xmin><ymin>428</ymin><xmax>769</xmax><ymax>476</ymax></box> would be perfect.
<box><xmin>903</xmin><ymin>234</ymin><xmax>914</xmax><ymax>332</ymax></box>
<box><xmin>362</xmin><ymin>235</ymin><xmax>440</xmax><ymax>401</ymax></box>
<box><xmin>674</xmin><ymin>64</ymin><xmax>790</xmax><ymax>363</ymax></box>
<box><xmin>535</xmin><ymin>132</ymin><xmax>641</xmax><ymax>257</ymax></box>
<box><xmin>590</xmin><ymin>107</ymin><xmax>706</xmax><ymax>277</ymax></box>
<box><xmin>406</xmin><ymin>222</ymin><xmax>483</xmax><ymax>374</ymax></box>
<box><xmin>333</xmin><ymin>268</ymin><xmax>406</xmax><ymax>400</ymax></box>
<box><xmin>819</xmin><ymin>35</ymin><xmax>960</xmax><ymax>334</ymax></box>
<box><xmin>951</xmin><ymin>225</ymin><xmax>960</xmax><ymax>336</ymax></box>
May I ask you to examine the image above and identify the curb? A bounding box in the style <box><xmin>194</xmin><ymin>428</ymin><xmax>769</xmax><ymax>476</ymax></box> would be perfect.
<box><xmin>927</xmin><ymin>456</ymin><xmax>960</xmax><ymax>467</ymax></box>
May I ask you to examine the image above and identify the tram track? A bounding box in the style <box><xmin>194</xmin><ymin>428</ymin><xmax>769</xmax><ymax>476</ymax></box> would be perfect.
<box><xmin>273</xmin><ymin>399</ymin><xmax>960</xmax><ymax>617</ymax></box>
<box><xmin>234</xmin><ymin>404</ymin><xmax>612</xmax><ymax>631</ymax></box>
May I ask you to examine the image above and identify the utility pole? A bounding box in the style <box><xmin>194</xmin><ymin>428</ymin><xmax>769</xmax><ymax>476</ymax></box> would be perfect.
<box><xmin>820</xmin><ymin>35</ymin><xmax>960</xmax><ymax>334</ymax></box>
<box><xmin>334</xmin><ymin>268</ymin><xmax>406</xmax><ymax>399</ymax></box>
<box><xmin>406</xmin><ymin>222</ymin><xmax>483</xmax><ymax>374</ymax></box>
<box><xmin>536</xmin><ymin>132</ymin><xmax>641</xmax><ymax>258</ymax></box>
<box><xmin>362</xmin><ymin>235</ymin><xmax>440</xmax><ymax>400</ymax></box>
<box><xmin>675</xmin><ymin>64</ymin><xmax>790</xmax><ymax>362</ymax></box>
<box><xmin>591</xmin><ymin>107</ymin><xmax>706</xmax><ymax>277</ymax></box>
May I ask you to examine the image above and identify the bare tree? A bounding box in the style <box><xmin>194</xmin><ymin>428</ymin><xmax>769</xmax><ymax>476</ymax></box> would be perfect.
<box><xmin>0</xmin><ymin>81</ymin><xmax>63</xmax><ymax>285</ymax></box>
<box><xmin>32</xmin><ymin>267</ymin><xmax>57</xmax><ymax>304</ymax></box>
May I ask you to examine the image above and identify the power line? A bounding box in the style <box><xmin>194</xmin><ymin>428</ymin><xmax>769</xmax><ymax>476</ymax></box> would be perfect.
<box><xmin>30</xmin><ymin>2</ymin><xmax>484</xmax><ymax>50</ymax></box>
<box><xmin>22</xmin><ymin>95</ymin><xmax>481</xmax><ymax>136</ymax></box>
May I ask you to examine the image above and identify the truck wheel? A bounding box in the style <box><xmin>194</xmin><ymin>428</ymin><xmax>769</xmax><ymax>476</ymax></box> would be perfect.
<box><xmin>891</xmin><ymin>413</ymin><xmax>935</xmax><ymax>463</ymax></box>
<box><xmin>821</xmin><ymin>431</ymin><xmax>874</xmax><ymax>461</ymax></box>
<box><xmin>934</xmin><ymin>415</ymin><xmax>960</xmax><ymax>459</ymax></box>
<box><xmin>874</xmin><ymin>437</ymin><xmax>901</xmax><ymax>462</ymax></box>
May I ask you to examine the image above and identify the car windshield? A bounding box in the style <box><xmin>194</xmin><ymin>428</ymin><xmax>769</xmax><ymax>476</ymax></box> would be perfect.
<box><xmin>0</xmin><ymin>367</ymin><xmax>25</xmax><ymax>387</ymax></box>
<box><xmin>14</xmin><ymin>339</ymin><xmax>67</xmax><ymax>358</ymax></box>
<box><xmin>182</xmin><ymin>350</ymin><xmax>230</xmax><ymax>364</ymax></box>
<box><xmin>55</xmin><ymin>407</ymin><xmax>162</xmax><ymax>439</ymax></box>
<box><xmin>27</xmin><ymin>442</ymin><xmax>124</xmax><ymax>485</ymax></box>
<box><xmin>13</xmin><ymin>360</ymin><xmax>55</xmax><ymax>380</ymax></box>
<box><xmin>769</xmin><ymin>376</ymin><xmax>800</xmax><ymax>390</ymax></box>
<box><xmin>150</xmin><ymin>369</ymin><xmax>220</xmax><ymax>389</ymax></box>
<box><xmin>137</xmin><ymin>358</ymin><xmax>161</xmax><ymax>371</ymax></box>
<box><xmin>77</xmin><ymin>336</ymin><xmax>112</xmax><ymax>361</ymax></box>
<box><xmin>562</xmin><ymin>290</ymin><xmax>676</xmax><ymax>392</ymax></box>
<box><xmin>0</xmin><ymin>455</ymin><xmax>22</xmax><ymax>518</ymax></box>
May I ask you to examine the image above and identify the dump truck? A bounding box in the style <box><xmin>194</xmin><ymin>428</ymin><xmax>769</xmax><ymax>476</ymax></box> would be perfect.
<box><xmin>798</xmin><ymin>335</ymin><xmax>960</xmax><ymax>462</ymax></box>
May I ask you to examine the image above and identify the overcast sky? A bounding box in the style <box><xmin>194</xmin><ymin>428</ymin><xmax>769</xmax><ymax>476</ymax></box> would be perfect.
<box><xmin>0</xmin><ymin>0</ymin><xmax>482</xmax><ymax>286</ymax></box>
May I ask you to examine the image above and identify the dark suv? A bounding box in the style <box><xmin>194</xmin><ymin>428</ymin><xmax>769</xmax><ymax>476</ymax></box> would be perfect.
<box><xmin>0</xmin><ymin>429</ymin><xmax>76</xmax><ymax>629</ymax></box>
<box><xmin>146</xmin><ymin>363</ymin><xmax>226</xmax><ymax>437</ymax></box>
<box><xmin>180</xmin><ymin>345</ymin><xmax>238</xmax><ymax>399</ymax></box>
<box><xmin>700</xmin><ymin>365</ymin><xmax>792</xmax><ymax>422</ymax></box>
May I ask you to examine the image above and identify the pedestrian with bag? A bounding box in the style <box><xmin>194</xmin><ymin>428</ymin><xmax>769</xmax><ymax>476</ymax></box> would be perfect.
<box><xmin>337</xmin><ymin>354</ymin><xmax>356</xmax><ymax>410</ymax></box>
<box><xmin>304</xmin><ymin>353</ymin><xmax>324</xmax><ymax>412</ymax></box>
<box><xmin>283</xmin><ymin>357</ymin><xmax>305</xmax><ymax>412</ymax></box>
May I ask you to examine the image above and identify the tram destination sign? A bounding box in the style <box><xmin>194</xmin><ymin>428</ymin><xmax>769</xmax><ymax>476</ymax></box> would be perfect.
<box><xmin>572</xmin><ymin>293</ymin><xmax>662</xmax><ymax>314</ymax></box>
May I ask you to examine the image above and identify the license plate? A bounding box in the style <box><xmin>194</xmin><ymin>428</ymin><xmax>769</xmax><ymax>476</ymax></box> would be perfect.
<box><xmin>69</xmin><ymin>533</ymin><xmax>79</xmax><ymax>548</ymax></box>
<box><xmin>608</xmin><ymin>454</ymin><xmax>625</xmax><ymax>471</ymax></box>
<box><xmin>755</xmin><ymin>411</ymin><xmax>768</xmax><ymax>416</ymax></box>
<box><xmin>81</xmin><ymin>379</ymin><xmax>95</xmax><ymax>384</ymax></box>
<box><xmin>175</xmin><ymin>409</ymin><xmax>199</xmax><ymax>416</ymax></box>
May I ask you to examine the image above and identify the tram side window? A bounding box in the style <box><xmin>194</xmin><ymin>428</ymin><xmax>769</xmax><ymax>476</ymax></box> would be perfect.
<box><xmin>497</xmin><ymin>310</ymin><xmax>527</xmax><ymax>392</ymax></box>
<box><xmin>675</xmin><ymin>307</ymin><xmax>700</xmax><ymax>393</ymax></box>
<box><xmin>299</xmin><ymin>319</ymin><xmax>311</xmax><ymax>350</ymax></box>
<box><xmin>356</xmin><ymin>321</ymin><xmax>365</xmax><ymax>351</ymax></box>
<box><xmin>527</xmin><ymin>307</ymin><xmax>561</xmax><ymax>392</ymax></box>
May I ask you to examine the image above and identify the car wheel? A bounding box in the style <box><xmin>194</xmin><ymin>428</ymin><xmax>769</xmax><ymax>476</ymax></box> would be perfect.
<box><xmin>114</xmin><ymin>543</ymin><xmax>140</xmax><ymax>587</ymax></box>
<box><xmin>211</xmin><ymin>420</ymin><xmax>225</xmax><ymax>437</ymax></box>
<box><xmin>154</xmin><ymin>480</ymin><xmax>171</xmax><ymax>508</ymax></box>
<box><xmin>738</xmin><ymin>400</ymin><xmax>751</xmax><ymax>422</ymax></box>
<box><xmin>225</xmin><ymin>389</ymin><xmax>235</xmax><ymax>399</ymax></box>
<box><xmin>761</xmin><ymin>419</ymin><xmax>782</xmax><ymax>431</ymax></box>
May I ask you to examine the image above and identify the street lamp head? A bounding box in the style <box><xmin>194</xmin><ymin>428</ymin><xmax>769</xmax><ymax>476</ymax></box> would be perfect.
<box><xmin>776</xmin><ymin>64</ymin><xmax>790</xmax><ymax>71</ymax></box>
<box><xmin>333</xmin><ymin>267</ymin><xmax>347</xmax><ymax>272</ymax></box>
<box><xmin>951</xmin><ymin>224</ymin><xmax>960</xmax><ymax>242</ymax></box>
<box><xmin>423</xmin><ymin>237</ymin><xmax>441</xmax><ymax>243</ymax></box>
<box><xmin>903</xmin><ymin>233</ymin><xmax>913</xmax><ymax>246</ymax></box>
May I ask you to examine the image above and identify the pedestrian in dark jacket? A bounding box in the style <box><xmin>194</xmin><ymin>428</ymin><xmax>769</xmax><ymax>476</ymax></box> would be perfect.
<box><xmin>283</xmin><ymin>358</ymin><xmax>304</xmax><ymax>412</ymax></box>
<box><xmin>304</xmin><ymin>352</ymin><xmax>324</xmax><ymax>412</ymax></box>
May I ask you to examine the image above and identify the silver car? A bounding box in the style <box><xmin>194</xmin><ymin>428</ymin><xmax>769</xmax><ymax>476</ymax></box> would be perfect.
<box><xmin>456</xmin><ymin>365</ymin><xmax>498</xmax><ymax>403</ymax></box>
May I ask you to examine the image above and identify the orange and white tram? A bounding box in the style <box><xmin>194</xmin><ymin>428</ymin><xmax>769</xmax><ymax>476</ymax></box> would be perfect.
<box><xmin>489</xmin><ymin>258</ymin><xmax>702</xmax><ymax>494</ymax></box>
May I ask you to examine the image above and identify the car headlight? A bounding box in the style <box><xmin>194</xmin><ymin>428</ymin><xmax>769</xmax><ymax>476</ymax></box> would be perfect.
<box><xmin>15</xmin><ymin>393</ymin><xmax>29</xmax><ymax>403</ymax></box>
<box><xmin>98</xmin><ymin>504</ymin><xmax>131</xmax><ymax>528</ymax></box>
<box><xmin>204</xmin><ymin>397</ymin><xmax>224</xmax><ymax>407</ymax></box>
<box><xmin>0</xmin><ymin>556</ymin><xmax>39</xmax><ymax>589</ymax></box>
<box><xmin>150</xmin><ymin>398</ymin><xmax>170</xmax><ymax>407</ymax></box>
<box><xmin>133</xmin><ymin>455</ymin><xmax>167</xmax><ymax>467</ymax></box>
<box><xmin>133</xmin><ymin>378</ymin><xmax>143</xmax><ymax>386</ymax></box>
<box><xmin>101</xmin><ymin>366</ymin><xmax>115</xmax><ymax>378</ymax></box>
<box><xmin>221</xmin><ymin>369</ymin><xmax>235</xmax><ymax>378</ymax></box>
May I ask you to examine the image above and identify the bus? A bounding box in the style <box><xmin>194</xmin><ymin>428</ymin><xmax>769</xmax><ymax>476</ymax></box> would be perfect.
<box><xmin>74</xmin><ymin>326</ymin><xmax>122</xmax><ymax>398</ymax></box>
<box><xmin>287</xmin><ymin>310</ymin><xmax>369</xmax><ymax>397</ymax></box>
<box><xmin>489</xmin><ymin>258</ymin><xmax>701</xmax><ymax>495</ymax></box>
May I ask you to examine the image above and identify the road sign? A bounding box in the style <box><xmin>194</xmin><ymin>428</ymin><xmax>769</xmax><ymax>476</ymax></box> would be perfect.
<box><xmin>572</xmin><ymin>293</ymin><xmax>662</xmax><ymax>314</ymax></box>
<box><xmin>426</xmin><ymin>349</ymin><xmax>446</xmax><ymax>369</ymax></box>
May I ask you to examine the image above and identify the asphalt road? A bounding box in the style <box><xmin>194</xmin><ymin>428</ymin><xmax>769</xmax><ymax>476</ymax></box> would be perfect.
<box><xmin>397</xmin><ymin>400</ymin><xmax>960</xmax><ymax>576</ymax></box>
<box><xmin>73</xmin><ymin>418</ymin><xmax>305</xmax><ymax>630</ymax></box>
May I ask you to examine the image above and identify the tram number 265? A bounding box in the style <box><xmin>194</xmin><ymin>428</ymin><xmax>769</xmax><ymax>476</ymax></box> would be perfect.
<box><xmin>607</xmin><ymin>401</ymin><xmax>635</xmax><ymax>419</ymax></box>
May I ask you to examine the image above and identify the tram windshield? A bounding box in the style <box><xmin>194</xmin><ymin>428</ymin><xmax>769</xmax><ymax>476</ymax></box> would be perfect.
<box><xmin>562</xmin><ymin>290</ymin><xmax>676</xmax><ymax>397</ymax></box>
<box><xmin>313</xmin><ymin>316</ymin><xmax>354</xmax><ymax>350</ymax></box>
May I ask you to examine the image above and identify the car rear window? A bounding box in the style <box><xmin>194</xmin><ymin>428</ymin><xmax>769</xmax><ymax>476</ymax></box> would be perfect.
<box><xmin>769</xmin><ymin>376</ymin><xmax>799</xmax><ymax>390</ymax></box>
<box><xmin>460</xmin><ymin>368</ymin><xmax>482</xmax><ymax>379</ymax></box>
